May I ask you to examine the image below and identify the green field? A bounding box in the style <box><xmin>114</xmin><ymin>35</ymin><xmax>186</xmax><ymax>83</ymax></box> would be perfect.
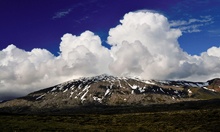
<box><xmin>1</xmin><ymin>100</ymin><xmax>220</xmax><ymax>131</ymax></box>
<box><xmin>0</xmin><ymin>109</ymin><xmax>220</xmax><ymax>131</ymax></box>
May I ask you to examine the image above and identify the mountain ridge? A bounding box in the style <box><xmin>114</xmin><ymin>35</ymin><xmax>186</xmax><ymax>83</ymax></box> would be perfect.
<box><xmin>0</xmin><ymin>74</ymin><xmax>220</xmax><ymax>114</ymax></box>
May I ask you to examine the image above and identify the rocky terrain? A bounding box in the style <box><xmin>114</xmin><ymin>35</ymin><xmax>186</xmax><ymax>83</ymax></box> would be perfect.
<box><xmin>0</xmin><ymin>74</ymin><xmax>220</xmax><ymax>114</ymax></box>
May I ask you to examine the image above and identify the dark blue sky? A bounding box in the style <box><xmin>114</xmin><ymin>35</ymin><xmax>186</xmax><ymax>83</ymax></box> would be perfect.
<box><xmin>0</xmin><ymin>0</ymin><xmax>220</xmax><ymax>55</ymax></box>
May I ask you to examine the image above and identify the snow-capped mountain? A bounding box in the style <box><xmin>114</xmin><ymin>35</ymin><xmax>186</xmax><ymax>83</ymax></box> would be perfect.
<box><xmin>0</xmin><ymin>74</ymin><xmax>220</xmax><ymax>112</ymax></box>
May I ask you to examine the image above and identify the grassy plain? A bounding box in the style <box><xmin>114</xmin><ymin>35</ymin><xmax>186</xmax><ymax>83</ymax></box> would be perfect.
<box><xmin>0</xmin><ymin>100</ymin><xmax>220</xmax><ymax>131</ymax></box>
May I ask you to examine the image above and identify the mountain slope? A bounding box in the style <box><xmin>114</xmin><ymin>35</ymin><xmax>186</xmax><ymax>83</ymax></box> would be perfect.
<box><xmin>0</xmin><ymin>74</ymin><xmax>220</xmax><ymax>112</ymax></box>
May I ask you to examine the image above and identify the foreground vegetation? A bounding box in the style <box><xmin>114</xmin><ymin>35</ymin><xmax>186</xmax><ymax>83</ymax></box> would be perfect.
<box><xmin>0</xmin><ymin>108</ymin><xmax>220</xmax><ymax>131</ymax></box>
<box><xmin>0</xmin><ymin>99</ymin><xmax>220</xmax><ymax>131</ymax></box>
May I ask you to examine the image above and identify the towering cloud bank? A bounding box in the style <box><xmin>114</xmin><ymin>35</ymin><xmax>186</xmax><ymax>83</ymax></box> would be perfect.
<box><xmin>108</xmin><ymin>11</ymin><xmax>184</xmax><ymax>79</ymax></box>
<box><xmin>0</xmin><ymin>11</ymin><xmax>220</xmax><ymax>100</ymax></box>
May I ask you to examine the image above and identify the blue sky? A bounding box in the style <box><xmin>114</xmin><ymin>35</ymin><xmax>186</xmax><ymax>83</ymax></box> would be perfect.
<box><xmin>0</xmin><ymin>0</ymin><xmax>219</xmax><ymax>55</ymax></box>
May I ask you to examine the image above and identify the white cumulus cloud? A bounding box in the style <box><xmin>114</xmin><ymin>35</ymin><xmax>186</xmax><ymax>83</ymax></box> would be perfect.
<box><xmin>108</xmin><ymin>11</ymin><xmax>187</xmax><ymax>79</ymax></box>
<box><xmin>0</xmin><ymin>11</ymin><xmax>220</xmax><ymax>100</ymax></box>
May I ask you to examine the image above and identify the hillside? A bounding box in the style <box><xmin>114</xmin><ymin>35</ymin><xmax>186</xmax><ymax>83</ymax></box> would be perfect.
<box><xmin>0</xmin><ymin>74</ymin><xmax>220</xmax><ymax>114</ymax></box>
